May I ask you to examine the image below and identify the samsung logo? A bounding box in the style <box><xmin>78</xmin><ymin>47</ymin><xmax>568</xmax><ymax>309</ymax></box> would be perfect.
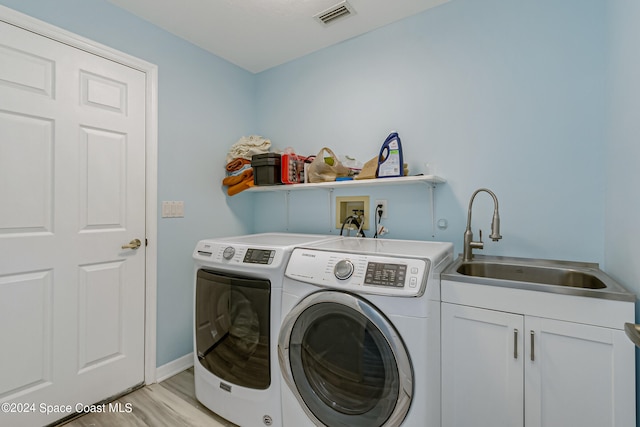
<box><xmin>290</xmin><ymin>273</ymin><xmax>314</xmax><ymax>279</ymax></box>
<box><xmin>301</xmin><ymin>253</ymin><xmax>316</xmax><ymax>258</ymax></box>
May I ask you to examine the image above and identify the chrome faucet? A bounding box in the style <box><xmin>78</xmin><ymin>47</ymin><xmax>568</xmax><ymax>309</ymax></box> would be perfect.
<box><xmin>463</xmin><ymin>188</ymin><xmax>502</xmax><ymax>261</ymax></box>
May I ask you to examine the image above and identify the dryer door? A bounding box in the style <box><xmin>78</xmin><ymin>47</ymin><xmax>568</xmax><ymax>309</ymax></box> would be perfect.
<box><xmin>196</xmin><ymin>269</ymin><xmax>271</xmax><ymax>389</ymax></box>
<box><xmin>278</xmin><ymin>291</ymin><xmax>412</xmax><ymax>427</ymax></box>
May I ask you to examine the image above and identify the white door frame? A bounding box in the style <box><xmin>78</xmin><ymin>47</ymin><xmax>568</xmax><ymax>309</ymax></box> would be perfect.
<box><xmin>0</xmin><ymin>5</ymin><xmax>159</xmax><ymax>385</ymax></box>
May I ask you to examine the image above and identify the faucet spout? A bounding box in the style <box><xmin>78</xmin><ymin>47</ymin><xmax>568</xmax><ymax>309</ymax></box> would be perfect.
<box><xmin>463</xmin><ymin>188</ymin><xmax>502</xmax><ymax>261</ymax></box>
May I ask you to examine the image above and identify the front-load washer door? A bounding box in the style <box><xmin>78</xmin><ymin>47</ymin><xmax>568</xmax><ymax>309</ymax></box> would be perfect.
<box><xmin>278</xmin><ymin>291</ymin><xmax>412</xmax><ymax>427</ymax></box>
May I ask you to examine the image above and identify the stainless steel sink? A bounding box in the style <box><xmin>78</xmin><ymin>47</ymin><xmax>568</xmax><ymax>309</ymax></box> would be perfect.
<box><xmin>442</xmin><ymin>255</ymin><xmax>635</xmax><ymax>301</ymax></box>
<box><xmin>455</xmin><ymin>262</ymin><xmax>606</xmax><ymax>289</ymax></box>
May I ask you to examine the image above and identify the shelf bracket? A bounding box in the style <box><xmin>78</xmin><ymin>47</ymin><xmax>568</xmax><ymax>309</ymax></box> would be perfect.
<box><xmin>430</xmin><ymin>183</ymin><xmax>436</xmax><ymax>238</ymax></box>
<box><xmin>423</xmin><ymin>182</ymin><xmax>437</xmax><ymax>238</ymax></box>
<box><xmin>284</xmin><ymin>190</ymin><xmax>291</xmax><ymax>231</ymax></box>
<box><xmin>328</xmin><ymin>188</ymin><xmax>334</xmax><ymax>233</ymax></box>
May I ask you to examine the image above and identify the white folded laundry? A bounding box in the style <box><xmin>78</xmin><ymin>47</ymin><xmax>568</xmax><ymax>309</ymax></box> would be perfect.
<box><xmin>226</xmin><ymin>135</ymin><xmax>272</xmax><ymax>163</ymax></box>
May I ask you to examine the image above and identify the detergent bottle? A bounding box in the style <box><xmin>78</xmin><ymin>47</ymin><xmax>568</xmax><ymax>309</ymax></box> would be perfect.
<box><xmin>376</xmin><ymin>132</ymin><xmax>404</xmax><ymax>178</ymax></box>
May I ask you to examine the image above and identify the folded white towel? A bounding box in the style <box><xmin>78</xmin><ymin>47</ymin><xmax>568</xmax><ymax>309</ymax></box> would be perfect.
<box><xmin>226</xmin><ymin>135</ymin><xmax>272</xmax><ymax>163</ymax></box>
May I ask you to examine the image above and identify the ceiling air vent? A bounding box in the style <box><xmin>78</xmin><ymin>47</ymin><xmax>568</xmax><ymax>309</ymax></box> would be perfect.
<box><xmin>314</xmin><ymin>1</ymin><xmax>356</xmax><ymax>26</ymax></box>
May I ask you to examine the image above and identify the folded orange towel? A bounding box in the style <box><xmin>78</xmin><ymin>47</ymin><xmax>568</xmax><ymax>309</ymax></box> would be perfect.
<box><xmin>222</xmin><ymin>168</ymin><xmax>253</xmax><ymax>186</ymax></box>
<box><xmin>222</xmin><ymin>168</ymin><xmax>254</xmax><ymax>196</ymax></box>
<box><xmin>226</xmin><ymin>158</ymin><xmax>251</xmax><ymax>172</ymax></box>
<box><xmin>227</xmin><ymin>179</ymin><xmax>254</xmax><ymax>196</ymax></box>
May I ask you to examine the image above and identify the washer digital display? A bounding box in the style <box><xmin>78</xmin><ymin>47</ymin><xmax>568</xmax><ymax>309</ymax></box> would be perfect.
<box><xmin>364</xmin><ymin>262</ymin><xmax>407</xmax><ymax>287</ymax></box>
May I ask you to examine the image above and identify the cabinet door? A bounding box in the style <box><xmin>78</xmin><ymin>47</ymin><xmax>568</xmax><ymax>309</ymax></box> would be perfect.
<box><xmin>442</xmin><ymin>303</ymin><xmax>524</xmax><ymax>427</ymax></box>
<box><xmin>525</xmin><ymin>316</ymin><xmax>635</xmax><ymax>427</ymax></box>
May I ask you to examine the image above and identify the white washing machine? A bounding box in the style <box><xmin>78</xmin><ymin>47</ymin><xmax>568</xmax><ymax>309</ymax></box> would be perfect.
<box><xmin>278</xmin><ymin>237</ymin><xmax>453</xmax><ymax>427</ymax></box>
<box><xmin>193</xmin><ymin>233</ymin><xmax>340</xmax><ymax>427</ymax></box>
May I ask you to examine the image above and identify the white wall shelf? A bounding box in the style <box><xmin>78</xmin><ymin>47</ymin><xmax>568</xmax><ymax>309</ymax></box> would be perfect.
<box><xmin>242</xmin><ymin>175</ymin><xmax>446</xmax><ymax>237</ymax></box>
<box><xmin>246</xmin><ymin>175</ymin><xmax>445</xmax><ymax>192</ymax></box>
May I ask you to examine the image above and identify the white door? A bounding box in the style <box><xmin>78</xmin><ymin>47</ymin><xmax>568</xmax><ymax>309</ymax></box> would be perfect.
<box><xmin>441</xmin><ymin>303</ymin><xmax>524</xmax><ymax>427</ymax></box>
<box><xmin>525</xmin><ymin>316</ymin><xmax>636</xmax><ymax>427</ymax></box>
<box><xmin>0</xmin><ymin>20</ymin><xmax>146</xmax><ymax>426</ymax></box>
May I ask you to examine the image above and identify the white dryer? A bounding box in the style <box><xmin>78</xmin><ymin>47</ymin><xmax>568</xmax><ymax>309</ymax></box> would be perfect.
<box><xmin>278</xmin><ymin>237</ymin><xmax>453</xmax><ymax>427</ymax></box>
<box><xmin>193</xmin><ymin>233</ymin><xmax>340</xmax><ymax>427</ymax></box>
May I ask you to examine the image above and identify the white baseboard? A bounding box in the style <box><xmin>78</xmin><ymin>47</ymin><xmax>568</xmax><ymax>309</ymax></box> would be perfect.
<box><xmin>155</xmin><ymin>352</ymin><xmax>194</xmax><ymax>383</ymax></box>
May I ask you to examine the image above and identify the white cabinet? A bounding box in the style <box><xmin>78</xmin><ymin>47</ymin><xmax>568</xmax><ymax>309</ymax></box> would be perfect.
<box><xmin>441</xmin><ymin>282</ymin><xmax>635</xmax><ymax>427</ymax></box>
<box><xmin>524</xmin><ymin>316</ymin><xmax>632</xmax><ymax>427</ymax></box>
<box><xmin>442</xmin><ymin>303</ymin><xmax>523</xmax><ymax>427</ymax></box>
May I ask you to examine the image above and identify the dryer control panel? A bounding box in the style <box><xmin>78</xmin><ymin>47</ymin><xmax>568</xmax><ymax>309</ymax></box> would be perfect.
<box><xmin>193</xmin><ymin>240</ymin><xmax>284</xmax><ymax>269</ymax></box>
<box><xmin>285</xmin><ymin>248</ymin><xmax>431</xmax><ymax>297</ymax></box>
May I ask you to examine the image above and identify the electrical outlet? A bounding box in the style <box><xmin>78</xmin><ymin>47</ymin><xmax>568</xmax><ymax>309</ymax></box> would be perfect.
<box><xmin>375</xmin><ymin>199</ymin><xmax>388</xmax><ymax>219</ymax></box>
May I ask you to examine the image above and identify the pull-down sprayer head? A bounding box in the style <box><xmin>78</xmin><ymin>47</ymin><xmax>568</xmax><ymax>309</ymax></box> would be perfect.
<box><xmin>490</xmin><ymin>209</ymin><xmax>502</xmax><ymax>241</ymax></box>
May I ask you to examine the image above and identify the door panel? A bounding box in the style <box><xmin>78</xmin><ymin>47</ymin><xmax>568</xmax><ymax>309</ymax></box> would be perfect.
<box><xmin>79</xmin><ymin>127</ymin><xmax>127</xmax><ymax>230</ymax></box>
<box><xmin>0</xmin><ymin>271</ymin><xmax>53</xmax><ymax>396</ymax></box>
<box><xmin>0</xmin><ymin>42</ymin><xmax>54</xmax><ymax>97</ymax></box>
<box><xmin>78</xmin><ymin>260</ymin><xmax>126</xmax><ymax>371</ymax></box>
<box><xmin>0</xmin><ymin>19</ymin><xmax>146</xmax><ymax>426</ymax></box>
<box><xmin>0</xmin><ymin>111</ymin><xmax>53</xmax><ymax>234</ymax></box>
<box><xmin>442</xmin><ymin>303</ymin><xmax>524</xmax><ymax>427</ymax></box>
<box><xmin>525</xmin><ymin>317</ymin><xmax>635</xmax><ymax>427</ymax></box>
<box><xmin>80</xmin><ymin>70</ymin><xmax>128</xmax><ymax>114</ymax></box>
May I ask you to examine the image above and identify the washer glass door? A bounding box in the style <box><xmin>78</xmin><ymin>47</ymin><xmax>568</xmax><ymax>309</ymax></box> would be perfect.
<box><xmin>279</xmin><ymin>291</ymin><xmax>412</xmax><ymax>427</ymax></box>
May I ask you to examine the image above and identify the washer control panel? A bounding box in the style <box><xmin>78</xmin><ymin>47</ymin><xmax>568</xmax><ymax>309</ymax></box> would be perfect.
<box><xmin>286</xmin><ymin>248</ymin><xmax>431</xmax><ymax>297</ymax></box>
<box><xmin>364</xmin><ymin>262</ymin><xmax>408</xmax><ymax>287</ymax></box>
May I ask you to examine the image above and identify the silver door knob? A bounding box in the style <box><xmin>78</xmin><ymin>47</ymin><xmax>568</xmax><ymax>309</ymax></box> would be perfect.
<box><xmin>122</xmin><ymin>238</ymin><xmax>142</xmax><ymax>250</ymax></box>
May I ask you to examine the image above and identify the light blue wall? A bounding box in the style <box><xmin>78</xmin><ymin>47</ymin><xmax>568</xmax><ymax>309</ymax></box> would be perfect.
<box><xmin>4</xmin><ymin>3</ymin><xmax>639</xmax><ymax>412</ymax></box>
<box><xmin>255</xmin><ymin>0</ymin><xmax>608</xmax><ymax>264</ymax></box>
<box><xmin>256</xmin><ymin>0</ymin><xmax>640</xmax><ymax>415</ymax></box>
<box><xmin>0</xmin><ymin>0</ymin><xmax>256</xmax><ymax>366</ymax></box>
<box><xmin>605</xmin><ymin>0</ymin><xmax>640</xmax><ymax>421</ymax></box>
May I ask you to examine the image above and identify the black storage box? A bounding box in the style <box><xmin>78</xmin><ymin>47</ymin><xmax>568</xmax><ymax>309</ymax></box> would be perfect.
<box><xmin>251</xmin><ymin>153</ymin><xmax>282</xmax><ymax>185</ymax></box>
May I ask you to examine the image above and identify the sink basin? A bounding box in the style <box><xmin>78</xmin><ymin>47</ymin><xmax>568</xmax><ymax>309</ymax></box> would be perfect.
<box><xmin>456</xmin><ymin>262</ymin><xmax>606</xmax><ymax>289</ymax></box>
<box><xmin>442</xmin><ymin>255</ymin><xmax>635</xmax><ymax>301</ymax></box>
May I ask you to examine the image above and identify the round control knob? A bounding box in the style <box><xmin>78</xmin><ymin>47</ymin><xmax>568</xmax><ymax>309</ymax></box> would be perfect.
<box><xmin>222</xmin><ymin>246</ymin><xmax>236</xmax><ymax>260</ymax></box>
<box><xmin>334</xmin><ymin>259</ymin><xmax>355</xmax><ymax>280</ymax></box>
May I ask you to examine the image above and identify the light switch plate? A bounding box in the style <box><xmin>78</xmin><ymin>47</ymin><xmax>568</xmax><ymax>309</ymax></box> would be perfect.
<box><xmin>162</xmin><ymin>201</ymin><xmax>184</xmax><ymax>218</ymax></box>
<box><xmin>173</xmin><ymin>201</ymin><xmax>184</xmax><ymax>217</ymax></box>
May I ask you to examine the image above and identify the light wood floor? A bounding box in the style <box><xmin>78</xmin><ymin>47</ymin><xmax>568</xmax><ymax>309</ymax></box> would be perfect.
<box><xmin>60</xmin><ymin>368</ymin><xmax>237</xmax><ymax>427</ymax></box>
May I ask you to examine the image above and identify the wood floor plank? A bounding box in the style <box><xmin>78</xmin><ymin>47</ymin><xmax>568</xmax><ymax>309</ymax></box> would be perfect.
<box><xmin>157</xmin><ymin>369</ymin><xmax>235</xmax><ymax>426</ymax></box>
<box><xmin>61</xmin><ymin>369</ymin><xmax>236</xmax><ymax>427</ymax></box>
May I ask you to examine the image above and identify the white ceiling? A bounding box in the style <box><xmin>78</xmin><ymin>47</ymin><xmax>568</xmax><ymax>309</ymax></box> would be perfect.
<box><xmin>106</xmin><ymin>0</ymin><xmax>449</xmax><ymax>73</ymax></box>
